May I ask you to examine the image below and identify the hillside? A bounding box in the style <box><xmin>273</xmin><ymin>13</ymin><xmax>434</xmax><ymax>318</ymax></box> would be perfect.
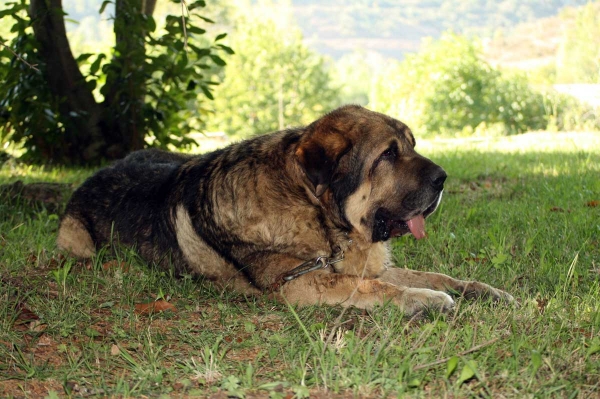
<box><xmin>485</xmin><ymin>2</ymin><xmax>600</xmax><ymax>73</ymax></box>
<box><xmin>287</xmin><ymin>0</ymin><xmax>591</xmax><ymax>59</ymax></box>
<box><xmin>59</xmin><ymin>0</ymin><xmax>592</xmax><ymax>61</ymax></box>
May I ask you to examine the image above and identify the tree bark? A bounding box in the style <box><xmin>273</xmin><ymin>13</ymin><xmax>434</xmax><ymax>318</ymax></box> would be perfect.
<box><xmin>28</xmin><ymin>0</ymin><xmax>157</xmax><ymax>164</ymax></box>
<box><xmin>142</xmin><ymin>0</ymin><xmax>157</xmax><ymax>15</ymax></box>
<box><xmin>101</xmin><ymin>0</ymin><xmax>148</xmax><ymax>157</ymax></box>
<box><xmin>29</xmin><ymin>0</ymin><xmax>106</xmax><ymax>162</ymax></box>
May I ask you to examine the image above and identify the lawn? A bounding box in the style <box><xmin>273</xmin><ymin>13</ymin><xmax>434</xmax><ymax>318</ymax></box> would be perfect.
<box><xmin>1</xmin><ymin>132</ymin><xmax>599</xmax><ymax>398</ymax></box>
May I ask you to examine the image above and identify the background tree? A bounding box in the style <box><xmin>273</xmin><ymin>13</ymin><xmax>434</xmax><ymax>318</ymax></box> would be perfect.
<box><xmin>205</xmin><ymin>17</ymin><xmax>339</xmax><ymax>138</ymax></box>
<box><xmin>371</xmin><ymin>33</ymin><xmax>547</xmax><ymax>136</ymax></box>
<box><xmin>0</xmin><ymin>0</ymin><xmax>229</xmax><ymax>164</ymax></box>
<box><xmin>556</xmin><ymin>2</ymin><xmax>600</xmax><ymax>83</ymax></box>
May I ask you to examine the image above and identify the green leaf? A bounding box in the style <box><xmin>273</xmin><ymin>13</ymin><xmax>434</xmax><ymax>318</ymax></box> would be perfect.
<box><xmin>85</xmin><ymin>327</ymin><xmax>100</xmax><ymax>337</ymax></box>
<box><xmin>215</xmin><ymin>33</ymin><xmax>227</xmax><ymax>41</ymax></box>
<box><xmin>587</xmin><ymin>343</ymin><xmax>600</xmax><ymax>358</ymax></box>
<box><xmin>189</xmin><ymin>44</ymin><xmax>210</xmax><ymax>57</ymax></box>
<box><xmin>89</xmin><ymin>54</ymin><xmax>105</xmax><ymax>76</ymax></box>
<box><xmin>188</xmin><ymin>1</ymin><xmax>206</xmax><ymax>11</ymax></box>
<box><xmin>85</xmin><ymin>79</ymin><xmax>97</xmax><ymax>92</ymax></box>
<box><xmin>457</xmin><ymin>360</ymin><xmax>478</xmax><ymax>385</ymax></box>
<box><xmin>446</xmin><ymin>355</ymin><xmax>459</xmax><ymax>379</ymax></box>
<box><xmin>292</xmin><ymin>385</ymin><xmax>310</xmax><ymax>399</ymax></box>
<box><xmin>187</xmin><ymin>26</ymin><xmax>206</xmax><ymax>35</ymax></box>
<box><xmin>407</xmin><ymin>377</ymin><xmax>420</xmax><ymax>388</ymax></box>
<box><xmin>217</xmin><ymin>44</ymin><xmax>234</xmax><ymax>55</ymax></box>
<box><xmin>0</xmin><ymin>8</ymin><xmax>18</xmax><ymax>18</ymax></box>
<box><xmin>221</xmin><ymin>375</ymin><xmax>240</xmax><ymax>392</ymax></box>
<box><xmin>200</xmin><ymin>85</ymin><xmax>214</xmax><ymax>100</ymax></box>
<box><xmin>196</xmin><ymin>15</ymin><xmax>215</xmax><ymax>23</ymax></box>
<box><xmin>210</xmin><ymin>55</ymin><xmax>226</xmax><ymax>66</ymax></box>
<box><xmin>75</xmin><ymin>53</ymin><xmax>94</xmax><ymax>63</ymax></box>
<box><xmin>146</xmin><ymin>15</ymin><xmax>156</xmax><ymax>32</ymax></box>
<box><xmin>99</xmin><ymin>0</ymin><xmax>112</xmax><ymax>14</ymax></box>
<box><xmin>491</xmin><ymin>253</ymin><xmax>510</xmax><ymax>265</ymax></box>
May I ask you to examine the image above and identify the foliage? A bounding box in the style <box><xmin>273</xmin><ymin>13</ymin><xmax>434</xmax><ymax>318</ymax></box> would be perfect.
<box><xmin>126</xmin><ymin>7</ymin><xmax>232</xmax><ymax>149</ymax></box>
<box><xmin>0</xmin><ymin>1</ymin><xmax>60</xmax><ymax>157</ymax></box>
<box><xmin>371</xmin><ymin>33</ymin><xmax>547</xmax><ymax>136</ymax></box>
<box><xmin>205</xmin><ymin>18</ymin><xmax>339</xmax><ymax>138</ymax></box>
<box><xmin>331</xmin><ymin>50</ymin><xmax>379</xmax><ymax>106</ymax></box>
<box><xmin>0</xmin><ymin>0</ymin><xmax>229</xmax><ymax>163</ymax></box>
<box><xmin>557</xmin><ymin>2</ymin><xmax>600</xmax><ymax>84</ymax></box>
<box><xmin>543</xmin><ymin>90</ymin><xmax>600</xmax><ymax>131</ymax></box>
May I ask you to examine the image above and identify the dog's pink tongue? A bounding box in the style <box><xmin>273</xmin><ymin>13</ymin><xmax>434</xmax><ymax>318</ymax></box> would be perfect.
<box><xmin>407</xmin><ymin>214</ymin><xmax>426</xmax><ymax>239</ymax></box>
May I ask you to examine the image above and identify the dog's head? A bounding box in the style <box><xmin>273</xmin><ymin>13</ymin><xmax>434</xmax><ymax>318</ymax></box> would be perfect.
<box><xmin>295</xmin><ymin>105</ymin><xmax>446</xmax><ymax>243</ymax></box>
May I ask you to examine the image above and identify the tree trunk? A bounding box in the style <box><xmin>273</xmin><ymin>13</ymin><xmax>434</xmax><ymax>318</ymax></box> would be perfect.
<box><xmin>101</xmin><ymin>0</ymin><xmax>148</xmax><ymax>157</ymax></box>
<box><xmin>28</xmin><ymin>0</ymin><xmax>154</xmax><ymax>164</ymax></box>
<box><xmin>29</xmin><ymin>0</ymin><xmax>107</xmax><ymax>163</ymax></box>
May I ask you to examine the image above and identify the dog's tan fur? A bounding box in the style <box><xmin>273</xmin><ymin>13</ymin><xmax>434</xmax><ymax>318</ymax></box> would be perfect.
<box><xmin>58</xmin><ymin>105</ymin><xmax>513</xmax><ymax>315</ymax></box>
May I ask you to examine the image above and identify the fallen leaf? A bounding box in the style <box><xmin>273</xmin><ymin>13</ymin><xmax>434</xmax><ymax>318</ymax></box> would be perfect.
<box><xmin>110</xmin><ymin>344</ymin><xmax>120</xmax><ymax>356</ymax></box>
<box><xmin>26</xmin><ymin>253</ymin><xmax>38</xmax><ymax>265</ymax></box>
<box><xmin>47</xmin><ymin>254</ymin><xmax>66</xmax><ymax>269</ymax></box>
<box><xmin>102</xmin><ymin>260</ymin><xmax>130</xmax><ymax>272</ymax></box>
<box><xmin>586</xmin><ymin>200</ymin><xmax>599</xmax><ymax>208</ymax></box>
<box><xmin>29</xmin><ymin>320</ymin><xmax>47</xmax><ymax>332</ymax></box>
<box><xmin>464</xmin><ymin>257</ymin><xmax>488</xmax><ymax>264</ymax></box>
<box><xmin>15</xmin><ymin>303</ymin><xmax>39</xmax><ymax>324</ymax></box>
<box><xmin>134</xmin><ymin>299</ymin><xmax>176</xmax><ymax>315</ymax></box>
<box><xmin>550</xmin><ymin>207</ymin><xmax>564</xmax><ymax>212</ymax></box>
<box><xmin>37</xmin><ymin>334</ymin><xmax>54</xmax><ymax>346</ymax></box>
<box><xmin>536</xmin><ymin>297</ymin><xmax>548</xmax><ymax>314</ymax></box>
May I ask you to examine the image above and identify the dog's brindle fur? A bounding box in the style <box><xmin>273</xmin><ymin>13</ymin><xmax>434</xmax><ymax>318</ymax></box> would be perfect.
<box><xmin>58</xmin><ymin>106</ymin><xmax>513</xmax><ymax>315</ymax></box>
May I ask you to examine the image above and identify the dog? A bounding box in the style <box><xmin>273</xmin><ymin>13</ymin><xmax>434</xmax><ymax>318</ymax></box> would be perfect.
<box><xmin>57</xmin><ymin>105</ymin><xmax>513</xmax><ymax>315</ymax></box>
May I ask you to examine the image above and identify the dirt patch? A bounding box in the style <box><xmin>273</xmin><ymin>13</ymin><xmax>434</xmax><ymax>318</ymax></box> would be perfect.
<box><xmin>0</xmin><ymin>379</ymin><xmax>64</xmax><ymax>398</ymax></box>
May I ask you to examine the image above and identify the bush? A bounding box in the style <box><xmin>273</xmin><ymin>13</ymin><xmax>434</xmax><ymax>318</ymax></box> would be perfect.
<box><xmin>543</xmin><ymin>91</ymin><xmax>600</xmax><ymax>132</ymax></box>
<box><xmin>205</xmin><ymin>19</ymin><xmax>339</xmax><ymax>138</ymax></box>
<box><xmin>371</xmin><ymin>33</ymin><xmax>547</xmax><ymax>136</ymax></box>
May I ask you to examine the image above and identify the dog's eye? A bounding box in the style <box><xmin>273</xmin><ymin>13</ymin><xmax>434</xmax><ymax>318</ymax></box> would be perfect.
<box><xmin>378</xmin><ymin>146</ymin><xmax>397</xmax><ymax>162</ymax></box>
<box><xmin>372</xmin><ymin>146</ymin><xmax>397</xmax><ymax>171</ymax></box>
<box><xmin>380</xmin><ymin>148</ymin><xmax>395</xmax><ymax>159</ymax></box>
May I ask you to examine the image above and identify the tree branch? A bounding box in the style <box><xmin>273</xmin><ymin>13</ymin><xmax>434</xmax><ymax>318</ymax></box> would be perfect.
<box><xmin>0</xmin><ymin>40</ymin><xmax>39</xmax><ymax>71</ymax></box>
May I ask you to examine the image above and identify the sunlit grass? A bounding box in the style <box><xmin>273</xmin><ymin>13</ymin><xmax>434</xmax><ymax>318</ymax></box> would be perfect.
<box><xmin>1</xmin><ymin>132</ymin><xmax>599</xmax><ymax>397</ymax></box>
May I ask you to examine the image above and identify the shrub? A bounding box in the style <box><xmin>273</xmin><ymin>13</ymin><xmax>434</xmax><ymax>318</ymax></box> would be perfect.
<box><xmin>371</xmin><ymin>33</ymin><xmax>547</xmax><ymax>136</ymax></box>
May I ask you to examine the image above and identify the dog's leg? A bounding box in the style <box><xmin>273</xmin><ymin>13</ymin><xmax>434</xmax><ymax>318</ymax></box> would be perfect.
<box><xmin>57</xmin><ymin>216</ymin><xmax>96</xmax><ymax>258</ymax></box>
<box><xmin>278</xmin><ymin>270</ymin><xmax>455</xmax><ymax>315</ymax></box>
<box><xmin>243</xmin><ymin>253</ymin><xmax>453</xmax><ymax>315</ymax></box>
<box><xmin>378</xmin><ymin>268</ymin><xmax>515</xmax><ymax>303</ymax></box>
<box><xmin>215</xmin><ymin>275</ymin><xmax>262</xmax><ymax>296</ymax></box>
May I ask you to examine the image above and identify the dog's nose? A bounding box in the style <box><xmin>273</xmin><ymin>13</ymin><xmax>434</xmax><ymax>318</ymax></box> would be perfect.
<box><xmin>429</xmin><ymin>166</ymin><xmax>447</xmax><ymax>190</ymax></box>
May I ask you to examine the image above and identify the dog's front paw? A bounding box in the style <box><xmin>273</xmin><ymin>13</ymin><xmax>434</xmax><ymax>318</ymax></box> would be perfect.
<box><xmin>395</xmin><ymin>288</ymin><xmax>455</xmax><ymax>316</ymax></box>
<box><xmin>461</xmin><ymin>281</ymin><xmax>516</xmax><ymax>305</ymax></box>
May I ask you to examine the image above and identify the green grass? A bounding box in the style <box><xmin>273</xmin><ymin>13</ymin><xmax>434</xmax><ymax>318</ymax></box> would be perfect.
<box><xmin>1</xmin><ymin>132</ymin><xmax>599</xmax><ymax>398</ymax></box>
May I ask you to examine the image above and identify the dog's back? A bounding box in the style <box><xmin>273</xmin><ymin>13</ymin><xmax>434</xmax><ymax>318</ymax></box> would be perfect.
<box><xmin>57</xmin><ymin>149</ymin><xmax>187</xmax><ymax>265</ymax></box>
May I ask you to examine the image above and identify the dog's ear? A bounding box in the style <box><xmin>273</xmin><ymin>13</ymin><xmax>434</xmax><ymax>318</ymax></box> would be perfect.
<box><xmin>295</xmin><ymin>127</ymin><xmax>350</xmax><ymax>197</ymax></box>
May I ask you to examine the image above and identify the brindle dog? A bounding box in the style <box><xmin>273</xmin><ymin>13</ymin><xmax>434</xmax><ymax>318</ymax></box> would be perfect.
<box><xmin>57</xmin><ymin>105</ymin><xmax>513</xmax><ymax>315</ymax></box>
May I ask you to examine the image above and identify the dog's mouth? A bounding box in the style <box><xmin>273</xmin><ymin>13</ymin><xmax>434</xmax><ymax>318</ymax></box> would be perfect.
<box><xmin>373</xmin><ymin>191</ymin><xmax>443</xmax><ymax>241</ymax></box>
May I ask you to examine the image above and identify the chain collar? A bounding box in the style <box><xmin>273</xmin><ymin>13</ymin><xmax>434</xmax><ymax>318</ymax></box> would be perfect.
<box><xmin>270</xmin><ymin>249</ymin><xmax>345</xmax><ymax>291</ymax></box>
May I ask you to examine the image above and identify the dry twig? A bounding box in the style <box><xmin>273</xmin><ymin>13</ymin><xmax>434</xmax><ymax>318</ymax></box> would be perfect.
<box><xmin>413</xmin><ymin>337</ymin><xmax>499</xmax><ymax>371</ymax></box>
<box><xmin>0</xmin><ymin>40</ymin><xmax>39</xmax><ymax>71</ymax></box>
